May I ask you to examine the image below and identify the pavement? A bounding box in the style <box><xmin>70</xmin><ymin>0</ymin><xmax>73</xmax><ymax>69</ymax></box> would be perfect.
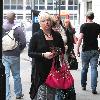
<box><xmin>10</xmin><ymin>47</ymin><xmax>100</xmax><ymax>100</ymax></box>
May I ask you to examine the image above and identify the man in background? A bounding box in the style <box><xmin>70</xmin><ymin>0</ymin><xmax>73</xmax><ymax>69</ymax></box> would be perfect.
<box><xmin>76</xmin><ymin>11</ymin><xmax>100</xmax><ymax>94</ymax></box>
<box><xmin>2</xmin><ymin>11</ymin><xmax>26</xmax><ymax>100</ymax></box>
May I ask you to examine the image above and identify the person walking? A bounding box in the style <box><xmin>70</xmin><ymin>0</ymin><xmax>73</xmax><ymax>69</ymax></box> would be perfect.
<box><xmin>63</xmin><ymin>18</ymin><xmax>77</xmax><ymax>60</ymax></box>
<box><xmin>2</xmin><ymin>11</ymin><xmax>26</xmax><ymax>100</ymax></box>
<box><xmin>76</xmin><ymin>11</ymin><xmax>100</xmax><ymax>94</ymax></box>
<box><xmin>28</xmin><ymin>11</ymin><xmax>66</xmax><ymax>100</ymax></box>
<box><xmin>51</xmin><ymin>14</ymin><xmax>76</xmax><ymax>100</ymax></box>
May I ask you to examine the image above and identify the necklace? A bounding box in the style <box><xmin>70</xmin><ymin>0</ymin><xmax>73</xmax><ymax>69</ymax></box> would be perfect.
<box><xmin>44</xmin><ymin>33</ymin><xmax>51</xmax><ymax>38</ymax></box>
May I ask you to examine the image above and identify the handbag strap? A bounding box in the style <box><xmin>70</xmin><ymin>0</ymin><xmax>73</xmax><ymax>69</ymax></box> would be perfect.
<box><xmin>52</xmin><ymin>58</ymin><xmax>55</xmax><ymax>68</ymax></box>
<box><xmin>59</xmin><ymin>52</ymin><xmax>70</xmax><ymax>69</ymax></box>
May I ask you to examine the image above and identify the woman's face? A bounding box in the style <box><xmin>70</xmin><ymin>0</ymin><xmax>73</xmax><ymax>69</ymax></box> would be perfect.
<box><xmin>40</xmin><ymin>18</ymin><xmax>52</xmax><ymax>31</ymax></box>
<box><xmin>64</xmin><ymin>19</ymin><xmax>70</xmax><ymax>27</ymax></box>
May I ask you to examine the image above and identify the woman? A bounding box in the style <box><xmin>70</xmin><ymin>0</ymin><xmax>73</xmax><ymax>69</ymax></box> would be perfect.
<box><xmin>28</xmin><ymin>11</ymin><xmax>65</xmax><ymax>100</ymax></box>
<box><xmin>51</xmin><ymin>15</ymin><xmax>76</xmax><ymax>100</ymax></box>
<box><xmin>52</xmin><ymin>14</ymin><xmax>68</xmax><ymax>57</ymax></box>
<box><xmin>63</xmin><ymin>19</ymin><xmax>77</xmax><ymax>56</ymax></box>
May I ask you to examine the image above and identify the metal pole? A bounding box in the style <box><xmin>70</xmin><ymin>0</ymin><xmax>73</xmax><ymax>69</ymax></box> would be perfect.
<box><xmin>33</xmin><ymin>0</ymin><xmax>35</xmax><ymax>10</ymax></box>
<box><xmin>0</xmin><ymin>0</ymin><xmax>6</xmax><ymax>99</ymax></box>
<box><xmin>58</xmin><ymin>0</ymin><xmax>61</xmax><ymax>17</ymax></box>
<box><xmin>56</xmin><ymin>1</ymin><xmax>57</xmax><ymax>14</ymax></box>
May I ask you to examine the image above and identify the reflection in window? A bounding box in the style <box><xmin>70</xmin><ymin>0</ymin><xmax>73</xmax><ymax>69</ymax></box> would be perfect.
<box><xmin>11</xmin><ymin>5</ymin><xmax>16</xmax><ymax>9</ymax></box>
<box><xmin>74</xmin><ymin>6</ymin><xmax>77</xmax><ymax>10</ymax></box>
<box><xmin>26</xmin><ymin>14</ymin><xmax>31</xmax><ymax>19</ymax></box>
<box><xmin>68</xmin><ymin>6</ymin><xmax>73</xmax><ymax>10</ymax></box>
<box><xmin>4</xmin><ymin>5</ymin><xmax>10</xmax><ymax>9</ymax></box>
<box><xmin>87</xmin><ymin>1</ymin><xmax>92</xmax><ymax>11</ymax></box>
<box><xmin>69</xmin><ymin>14</ymin><xmax>77</xmax><ymax>20</ymax></box>
<box><xmin>35</xmin><ymin>0</ymin><xmax>38</xmax><ymax>4</ymax></box>
<box><xmin>17</xmin><ymin>5</ymin><xmax>23</xmax><ymax>9</ymax></box>
<box><xmin>17</xmin><ymin>16</ymin><xmax>23</xmax><ymax>19</ymax></box>
<box><xmin>39</xmin><ymin>6</ymin><xmax>45</xmax><ymax>10</ymax></box>
<box><xmin>74</xmin><ymin>0</ymin><xmax>78</xmax><ymax>5</ymax></box>
<box><xmin>17</xmin><ymin>0</ymin><xmax>23</xmax><ymax>4</ymax></box>
<box><xmin>26</xmin><ymin>6</ymin><xmax>31</xmax><ymax>10</ymax></box>
<box><xmin>61</xmin><ymin>6</ymin><xmax>65</xmax><ymax>10</ymax></box>
<box><xmin>11</xmin><ymin>0</ymin><xmax>16</xmax><ymax>4</ymax></box>
<box><xmin>74</xmin><ymin>14</ymin><xmax>77</xmax><ymax>20</ymax></box>
<box><xmin>61</xmin><ymin>0</ymin><xmax>65</xmax><ymax>5</ymax></box>
<box><xmin>70</xmin><ymin>15</ymin><xmax>73</xmax><ymax>20</ymax></box>
<box><xmin>68</xmin><ymin>0</ymin><xmax>73</xmax><ymax>5</ymax></box>
<box><xmin>4</xmin><ymin>0</ymin><xmax>10</xmax><ymax>4</ymax></box>
<box><xmin>39</xmin><ymin>0</ymin><xmax>45</xmax><ymax>4</ymax></box>
<box><xmin>47</xmin><ymin>6</ymin><xmax>53</xmax><ymax>10</ymax></box>
<box><xmin>47</xmin><ymin>0</ymin><xmax>53</xmax><ymax>5</ymax></box>
<box><xmin>35</xmin><ymin>6</ymin><xmax>38</xmax><ymax>10</ymax></box>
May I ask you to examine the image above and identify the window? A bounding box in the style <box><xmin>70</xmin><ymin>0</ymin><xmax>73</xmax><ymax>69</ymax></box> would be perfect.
<box><xmin>4</xmin><ymin>5</ymin><xmax>10</xmax><ymax>9</ymax></box>
<box><xmin>4</xmin><ymin>0</ymin><xmax>10</xmax><ymax>4</ymax></box>
<box><xmin>35</xmin><ymin>0</ymin><xmax>38</xmax><ymax>4</ymax></box>
<box><xmin>17</xmin><ymin>0</ymin><xmax>23</xmax><ymax>4</ymax></box>
<box><xmin>74</xmin><ymin>6</ymin><xmax>77</xmax><ymax>10</ymax></box>
<box><xmin>47</xmin><ymin>6</ymin><xmax>53</xmax><ymax>10</ymax></box>
<box><xmin>68</xmin><ymin>0</ymin><xmax>73</xmax><ymax>5</ymax></box>
<box><xmin>35</xmin><ymin>6</ymin><xmax>38</xmax><ymax>10</ymax></box>
<box><xmin>74</xmin><ymin>0</ymin><xmax>78</xmax><ymax>5</ymax></box>
<box><xmin>60</xmin><ymin>6</ymin><xmax>65</xmax><ymax>10</ymax></box>
<box><xmin>47</xmin><ymin>0</ymin><xmax>53</xmax><ymax>5</ymax></box>
<box><xmin>69</xmin><ymin>14</ymin><xmax>77</xmax><ymax>20</ymax></box>
<box><xmin>17</xmin><ymin>5</ymin><xmax>23</xmax><ymax>9</ymax></box>
<box><xmin>26</xmin><ymin>14</ymin><xmax>31</xmax><ymax>19</ymax></box>
<box><xmin>4</xmin><ymin>0</ymin><xmax>10</xmax><ymax>9</ymax></box>
<box><xmin>11</xmin><ymin>0</ymin><xmax>16</xmax><ymax>4</ymax></box>
<box><xmin>26</xmin><ymin>6</ymin><xmax>31</xmax><ymax>10</ymax></box>
<box><xmin>61</xmin><ymin>0</ymin><xmax>65</xmax><ymax>5</ymax></box>
<box><xmin>11</xmin><ymin>5</ymin><xmax>16</xmax><ymax>9</ymax></box>
<box><xmin>68</xmin><ymin>6</ymin><xmax>73</xmax><ymax>10</ymax></box>
<box><xmin>68</xmin><ymin>0</ymin><xmax>78</xmax><ymax>10</ymax></box>
<box><xmin>87</xmin><ymin>1</ymin><xmax>92</xmax><ymax>11</ymax></box>
<box><xmin>39</xmin><ymin>0</ymin><xmax>45</xmax><ymax>4</ymax></box>
<box><xmin>17</xmin><ymin>14</ymin><xmax>23</xmax><ymax>19</ymax></box>
<box><xmin>39</xmin><ymin>6</ymin><xmax>45</xmax><ymax>10</ymax></box>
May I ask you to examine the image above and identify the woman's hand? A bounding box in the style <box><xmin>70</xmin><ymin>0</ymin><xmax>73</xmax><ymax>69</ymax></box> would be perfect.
<box><xmin>42</xmin><ymin>52</ymin><xmax>55</xmax><ymax>59</ymax></box>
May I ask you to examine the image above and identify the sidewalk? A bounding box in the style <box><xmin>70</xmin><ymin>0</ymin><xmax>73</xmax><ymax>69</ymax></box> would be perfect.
<box><xmin>10</xmin><ymin>47</ymin><xmax>100</xmax><ymax>100</ymax></box>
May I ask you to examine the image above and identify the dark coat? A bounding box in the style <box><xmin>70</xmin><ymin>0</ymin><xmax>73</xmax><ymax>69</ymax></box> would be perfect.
<box><xmin>28</xmin><ymin>29</ymin><xmax>65</xmax><ymax>99</ymax></box>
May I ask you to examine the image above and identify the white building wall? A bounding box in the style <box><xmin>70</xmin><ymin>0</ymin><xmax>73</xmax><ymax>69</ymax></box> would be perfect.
<box><xmin>79</xmin><ymin>0</ymin><xmax>100</xmax><ymax>25</ymax></box>
<box><xmin>79</xmin><ymin>1</ymin><xmax>86</xmax><ymax>25</ymax></box>
<box><xmin>92</xmin><ymin>0</ymin><xmax>100</xmax><ymax>24</ymax></box>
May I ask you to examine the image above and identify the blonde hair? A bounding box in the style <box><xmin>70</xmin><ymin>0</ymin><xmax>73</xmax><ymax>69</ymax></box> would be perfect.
<box><xmin>38</xmin><ymin>11</ymin><xmax>51</xmax><ymax>23</ymax></box>
<box><xmin>6</xmin><ymin>11</ymin><xmax>15</xmax><ymax>20</ymax></box>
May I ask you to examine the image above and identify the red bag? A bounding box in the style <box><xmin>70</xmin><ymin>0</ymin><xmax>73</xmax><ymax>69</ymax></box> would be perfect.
<box><xmin>45</xmin><ymin>54</ymin><xmax>74</xmax><ymax>89</ymax></box>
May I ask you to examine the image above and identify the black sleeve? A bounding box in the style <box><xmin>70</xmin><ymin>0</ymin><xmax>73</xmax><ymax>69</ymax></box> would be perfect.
<box><xmin>28</xmin><ymin>33</ymin><xmax>43</xmax><ymax>59</ymax></box>
<box><xmin>80</xmin><ymin>24</ymin><xmax>85</xmax><ymax>34</ymax></box>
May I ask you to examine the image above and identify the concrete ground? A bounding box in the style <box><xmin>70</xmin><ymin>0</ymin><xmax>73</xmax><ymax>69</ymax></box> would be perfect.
<box><xmin>10</xmin><ymin>47</ymin><xmax>100</xmax><ymax>100</ymax></box>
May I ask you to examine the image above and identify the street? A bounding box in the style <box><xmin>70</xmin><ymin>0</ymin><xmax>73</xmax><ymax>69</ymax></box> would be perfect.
<box><xmin>10</xmin><ymin>47</ymin><xmax>100</xmax><ymax>100</ymax></box>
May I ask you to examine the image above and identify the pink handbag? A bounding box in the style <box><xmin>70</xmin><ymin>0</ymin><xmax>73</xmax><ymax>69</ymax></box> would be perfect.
<box><xmin>45</xmin><ymin>54</ymin><xmax>74</xmax><ymax>89</ymax></box>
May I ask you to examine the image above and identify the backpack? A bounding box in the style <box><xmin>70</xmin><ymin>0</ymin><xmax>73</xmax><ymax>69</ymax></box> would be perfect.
<box><xmin>2</xmin><ymin>25</ymin><xmax>19</xmax><ymax>51</ymax></box>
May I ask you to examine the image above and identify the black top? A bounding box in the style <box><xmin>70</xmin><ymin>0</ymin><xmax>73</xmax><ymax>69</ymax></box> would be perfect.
<box><xmin>80</xmin><ymin>22</ymin><xmax>100</xmax><ymax>51</ymax></box>
<box><xmin>65</xmin><ymin>27</ymin><xmax>75</xmax><ymax>53</ymax></box>
<box><xmin>46</xmin><ymin>40</ymin><xmax>54</xmax><ymax>51</ymax></box>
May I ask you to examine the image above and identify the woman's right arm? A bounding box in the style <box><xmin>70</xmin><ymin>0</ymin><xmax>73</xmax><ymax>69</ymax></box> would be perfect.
<box><xmin>28</xmin><ymin>33</ymin><xmax>43</xmax><ymax>59</ymax></box>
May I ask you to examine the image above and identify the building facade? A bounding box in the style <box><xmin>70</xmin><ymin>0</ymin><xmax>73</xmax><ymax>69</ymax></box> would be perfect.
<box><xmin>3</xmin><ymin>0</ymin><xmax>78</xmax><ymax>26</ymax></box>
<box><xmin>79</xmin><ymin>0</ymin><xmax>100</xmax><ymax>25</ymax></box>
